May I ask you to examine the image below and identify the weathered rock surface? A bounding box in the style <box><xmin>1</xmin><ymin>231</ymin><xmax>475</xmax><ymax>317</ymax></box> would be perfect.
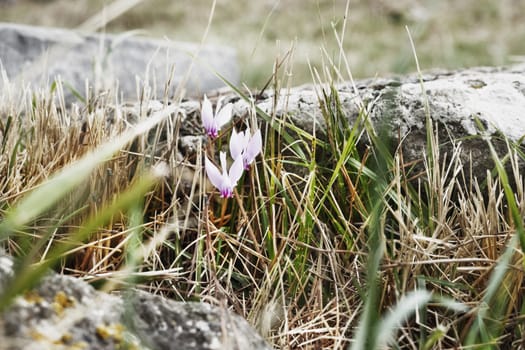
<box><xmin>104</xmin><ymin>64</ymin><xmax>525</xmax><ymax>194</ymax></box>
<box><xmin>0</xmin><ymin>23</ymin><xmax>239</xmax><ymax>104</ymax></box>
<box><xmin>204</xmin><ymin>64</ymin><xmax>525</xmax><ymax>186</ymax></box>
<box><xmin>0</xmin><ymin>253</ymin><xmax>271</xmax><ymax>350</ymax></box>
<box><xmin>68</xmin><ymin>64</ymin><xmax>525</xmax><ymax>232</ymax></box>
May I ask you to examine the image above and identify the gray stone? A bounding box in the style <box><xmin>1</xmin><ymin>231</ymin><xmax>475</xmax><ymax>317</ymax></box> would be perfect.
<box><xmin>217</xmin><ymin>64</ymin><xmax>525</xmax><ymax>187</ymax></box>
<box><xmin>0</xmin><ymin>22</ymin><xmax>239</xmax><ymax>104</ymax></box>
<box><xmin>0</xmin><ymin>253</ymin><xmax>272</xmax><ymax>350</ymax></box>
<box><xmin>77</xmin><ymin>63</ymin><xmax>525</xmax><ymax>197</ymax></box>
<box><xmin>128</xmin><ymin>291</ymin><xmax>271</xmax><ymax>350</ymax></box>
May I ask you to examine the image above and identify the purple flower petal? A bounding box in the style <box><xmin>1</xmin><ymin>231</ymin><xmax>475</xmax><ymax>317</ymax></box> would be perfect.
<box><xmin>201</xmin><ymin>95</ymin><xmax>232</xmax><ymax>139</ymax></box>
<box><xmin>204</xmin><ymin>149</ymin><xmax>246</xmax><ymax>198</ymax></box>
<box><xmin>221</xmin><ymin>188</ymin><xmax>233</xmax><ymax>198</ymax></box>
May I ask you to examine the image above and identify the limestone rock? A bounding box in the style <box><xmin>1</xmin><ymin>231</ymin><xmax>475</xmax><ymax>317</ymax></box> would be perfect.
<box><xmin>128</xmin><ymin>291</ymin><xmax>271</xmax><ymax>350</ymax></box>
<box><xmin>82</xmin><ymin>64</ymin><xmax>525</xmax><ymax>192</ymax></box>
<box><xmin>0</xmin><ymin>253</ymin><xmax>271</xmax><ymax>350</ymax></box>
<box><xmin>0</xmin><ymin>22</ymin><xmax>239</xmax><ymax>104</ymax></box>
<box><xmin>220</xmin><ymin>64</ymin><xmax>525</xmax><ymax>186</ymax></box>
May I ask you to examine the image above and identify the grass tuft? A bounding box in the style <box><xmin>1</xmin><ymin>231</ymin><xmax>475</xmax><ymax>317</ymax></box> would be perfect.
<box><xmin>1</xmin><ymin>1</ymin><xmax>525</xmax><ymax>349</ymax></box>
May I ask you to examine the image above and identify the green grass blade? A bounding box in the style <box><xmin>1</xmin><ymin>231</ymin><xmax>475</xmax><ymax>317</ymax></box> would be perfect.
<box><xmin>0</xmin><ymin>166</ymin><xmax>164</xmax><ymax>311</ymax></box>
<box><xmin>376</xmin><ymin>290</ymin><xmax>432</xmax><ymax>347</ymax></box>
<box><xmin>215</xmin><ymin>71</ymin><xmax>308</xmax><ymax>160</ymax></box>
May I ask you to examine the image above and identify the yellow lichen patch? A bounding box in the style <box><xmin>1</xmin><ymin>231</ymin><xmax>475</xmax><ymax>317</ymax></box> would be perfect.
<box><xmin>55</xmin><ymin>332</ymin><xmax>73</xmax><ymax>344</ymax></box>
<box><xmin>96</xmin><ymin>323</ymin><xmax>125</xmax><ymax>343</ymax></box>
<box><xmin>53</xmin><ymin>335</ymin><xmax>88</xmax><ymax>350</ymax></box>
<box><xmin>53</xmin><ymin>291</ymin><xmax>76</xmax><ymax>315</ymax></box>
<box><xmin>68</xmin><ymin>342</ymin><xmax>89</xmax><ymax>350</ymax></box>
<box><xmin>23</xmin><ymin>290</ymin><xmax>44</xmax><ymax>304</ymax></box>
<box><xmin>29</xmin><ymin>330</ymin><xmax>47</xmax><ymax>341</ymax></box>
<box><xmin>467</xmin><ymin>79</ymin><xmax>487</xmax><ymax>89</ymax></box>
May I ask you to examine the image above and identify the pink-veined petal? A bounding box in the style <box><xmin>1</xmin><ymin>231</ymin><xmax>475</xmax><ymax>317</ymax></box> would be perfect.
<box><xmin>215</xmin><ymin>103</ymin><xmax>232</xmax><ymax>129</ymax></box>
<box><xmin>201</xmin><ymin>95</ymin><xmax>214</xmax><ymax>130</ymax></box>
<box><xmin>205</xmin><ymin>155</ymin><xmax>224</xmax><ymax>191</ymax></box>
<box><xmin>229</xmin><ymin>155</ymin><xmax>244</xmax><ymax>186</ymax></box>
<box><xmin>221</xmin><ymin>188</ymin><xmax>233</xmax><ymax>198</ymax></box>
<box><xmin>229</xmin><ymin>128</ymin><xmax>245</xmax><ymax>160</ymax></box>
<box><xmin>244</xmin><ymin>129</ymin><xmax>262</xmax><ymax>166</ymax></box>
<box><xmin>218</xmin><ymin>151</ymin><xmax>237</xmax><ymax>197</ymax></box>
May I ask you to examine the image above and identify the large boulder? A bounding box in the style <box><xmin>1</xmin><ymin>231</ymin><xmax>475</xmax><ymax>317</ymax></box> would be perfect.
<box><xmin>207</xmin><ymin>64</ymin><xmax>525</xmax><ymax>186</ymax></box>
<box><xmin>108</xmin><ymin>64</ymin><xmax>525</xmax><ymax>192</ymax></box>
<box><xmin>0</xmin><ymin>253</ymin><xmax>271</xmax><ymax>350</ymax></box>
<box><xmin>0</xmin><ymin>23</ymin><xmax>239</xmax><ymax>104</ymax></box>
<box><xmin>16</xmin><ymin>63</ymin><xmax>518</xmax><ymax>226</ymax></box>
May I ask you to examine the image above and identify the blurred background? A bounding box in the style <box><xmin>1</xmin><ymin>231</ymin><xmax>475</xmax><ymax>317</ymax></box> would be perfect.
<box><xmin>1</xmin><ymin>0</ymin><xmax>524</xmax><ymax>89</ymax></box>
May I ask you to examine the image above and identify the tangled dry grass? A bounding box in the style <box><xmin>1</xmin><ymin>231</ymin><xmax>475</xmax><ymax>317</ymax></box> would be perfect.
<box><xmin>1</xmin><ymin>1</ymin><xmax>525</xmax><ymax>349</ymax></box>
<box><xmin>1</xmin><ymin>63</ymin><xmax>525</xmax><ymax>348</ymax></box>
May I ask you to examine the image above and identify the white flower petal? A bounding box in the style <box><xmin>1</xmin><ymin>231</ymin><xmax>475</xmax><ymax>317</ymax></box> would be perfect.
<box><xmin>215</xmin><ymin>103</ymin><xmax>232</xmax><ymax>129</ymax></box>
<box><xmin>229</xmin><ymin>128</ymin><xmax>245</xmax><ymax>160</ymax></box>
<box><xmin>219</xmin><ymin>151</ymin><xmax>229</xmax><ymax>175</ymax></box>
<box><xmin>205</xmin><ymin>155</ymin><xmax>224</xmax><ymax>191</ymax></box>
<box><xmin>244</xmin><ymin>129</ymin><xmax>263</xmax><ymax>165</ymax></box>
<box><xmin>201</xmin><ymin>95</ymin><xmax>214</xmax><ymax>130</ymax></box>
<box><xmin>229</xmin><ymin>155</ymin><xmax>244</xmax><ymax>186</ymax></box>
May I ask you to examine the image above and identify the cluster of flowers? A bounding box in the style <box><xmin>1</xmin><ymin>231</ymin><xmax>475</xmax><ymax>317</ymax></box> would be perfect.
<box><xmin>201</xmin><ymin>95</ymin><xmax>262</xmax><ymax>198</ymax></box>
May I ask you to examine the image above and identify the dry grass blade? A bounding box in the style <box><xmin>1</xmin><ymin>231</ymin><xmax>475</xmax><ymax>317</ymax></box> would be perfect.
<box><xmin>2</xmin><ymin>2</ymin><xmax>525</xmax><ymax>348</ymax></box>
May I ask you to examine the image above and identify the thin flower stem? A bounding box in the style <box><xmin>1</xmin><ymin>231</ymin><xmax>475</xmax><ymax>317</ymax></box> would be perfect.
<box><xmin>220</xmin><ymin>197</ymin><xmax>228</xmax><ymax>226</ymax></box>
<box><xmin>234</xmin><ymin>188</ymin><xmax>265</xmax><ymax>265</ymax></box>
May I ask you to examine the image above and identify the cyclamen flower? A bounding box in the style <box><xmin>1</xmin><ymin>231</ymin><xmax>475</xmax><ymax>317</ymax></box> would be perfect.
<box><xmin>229</xmin><ymin>128</ymin><xmax>262</xmax><ymax>170</ymax></box>
<box><xmin>201</xmin><ymin>95</ymin><xmax>233</xmax><ymax>138</ymax></box>
<box><xmin>205</xmin><ymin>151</ymin><xmax>244</xmax><ymax>198</ymax></box>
